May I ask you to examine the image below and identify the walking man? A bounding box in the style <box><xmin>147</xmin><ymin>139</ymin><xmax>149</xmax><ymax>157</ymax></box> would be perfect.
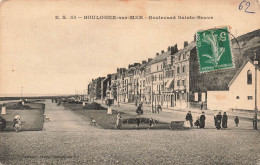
<box><xmin>185</xmin><ymin>111</ymin><xmax>193</xmax><ymax>127</ymax></box>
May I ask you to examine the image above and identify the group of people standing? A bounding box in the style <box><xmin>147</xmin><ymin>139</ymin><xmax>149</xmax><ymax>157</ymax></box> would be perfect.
<box><xmin>186</xmin><ymin>111</ymin><xmax>206</xmax><ymax>129</ymax></box>
<box><xmin>185</xmin><ymin>111</ymin><xmax>239</xmax><ymax>129</ymax></box>
<box><xmin>214</xmin><ymin>112</ymin><xmax>228</xmax><ymax>130</ymax></box>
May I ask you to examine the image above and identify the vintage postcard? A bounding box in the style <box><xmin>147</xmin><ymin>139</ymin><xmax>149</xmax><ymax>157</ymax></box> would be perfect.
<box><xmin>0</xmin><ymin>0</ymin><xmax>260</xmax><ymax>164</ymax></box>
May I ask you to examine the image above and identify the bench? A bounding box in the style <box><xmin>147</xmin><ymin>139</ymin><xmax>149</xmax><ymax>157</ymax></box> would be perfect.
<box><xmin>170</xmin><ymin>121</ymin><xmax>184</xmax><ymax>130</ymax></box>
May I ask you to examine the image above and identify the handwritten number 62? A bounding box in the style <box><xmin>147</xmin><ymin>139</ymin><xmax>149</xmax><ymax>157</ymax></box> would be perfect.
<box><xmin>239</xmin><ymin>0</ymin><xmax>255</xmax><ymax>13</ymax></box>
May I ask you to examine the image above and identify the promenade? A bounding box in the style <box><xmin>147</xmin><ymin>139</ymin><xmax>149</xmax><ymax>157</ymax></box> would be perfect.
<box><xmin>96</xmin><ymin>100</ymin><xmax>257</xmax><ymax>130</ymax></box>
<box><xmin>0</xmin><ymin>99</ymin><xmax>259</xmax><ymax>165</ymax></box>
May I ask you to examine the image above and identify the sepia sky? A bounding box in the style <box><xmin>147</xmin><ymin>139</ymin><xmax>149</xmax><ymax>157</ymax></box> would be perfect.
<box><xmin>0</xmin><ymin>0</ymin><xmax>260</xmax><ymax>96</ymax></box>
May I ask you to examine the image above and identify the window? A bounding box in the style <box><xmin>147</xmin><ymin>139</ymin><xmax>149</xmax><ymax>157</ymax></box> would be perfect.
<box><xmin>182</xmin><ymin>80</ymin><xmax>186</xmax><ymax>86</ymax></box>
<box><xmin>178</xmin><ymin>55</ymin><xmax>181</xmax><ymax>61</ymax></box>
<box><xmin>183</xmin><ymin>54</ymin><xmax>186</xmax><ymax>59</ymax></box>
<box><xmin>182</xmin><ymin>66</ymin><xmax>186</xmax><ymax>73</ymax></box>
<box><xmin>157</xmin><ymin>65</ymin><xmax>159</xmax><ymax>71</ymax></box>
<box><xmin>247</xmin><ymin>70</ymin><xmax>252</xmax><ymax>84</ymax></box>
<box><xmin>248</xmin><ymin>96</ymin><xmax>253</xmax><ymax>100</ymax></box>
<box><xmin>177</xmin><ymin>80</ymin><xmax>180</xmax><ymax>86</ymax></box>
<box><xmin>177</xmin><ymin>67</ymin><xmax>180</xmax><ymax>74</ymax></box>
<box><xmin>236</xmin><ymin>96</ymin><xmax>240</xmax><ymax>99</ymax></box>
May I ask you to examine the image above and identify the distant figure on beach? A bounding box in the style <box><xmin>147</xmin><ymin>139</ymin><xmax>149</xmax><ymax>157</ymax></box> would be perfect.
<box><xmin>222</xmin><ymin>112</ymin><xmax>228</xmax><ymax>128</ymax></box>
<box><xmin>234</xmin><ymin>116</ymin><xmax>239</xmax><ymax>127</ymax></box>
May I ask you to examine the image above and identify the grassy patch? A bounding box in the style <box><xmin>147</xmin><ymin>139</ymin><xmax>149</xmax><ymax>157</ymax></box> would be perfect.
<box><xmin>65</xmin><ymin>103</ymin><xmax>170</xmax><ymax>130</ymax></box>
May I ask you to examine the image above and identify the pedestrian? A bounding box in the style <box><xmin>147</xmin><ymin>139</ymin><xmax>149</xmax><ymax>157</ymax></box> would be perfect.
<box><xmin>214</xmin><ymin>113</ymin><xmax>217</xmax><ymax>127</ymax></box>
<box><xmin>200</xmin><ymin>101</ymin><xmax>204</xmax><ymax>110</ymax></box>
<box><xmin>0</xmin><ymin>115</ymin><xmax>6</xmax><ymax>131</ymax></box>
<box><xmin>136</xmin><ymin>104</ymin><xmax>143</xmax><ymax>115</ymax></box>
<box><xmin>234</xmin><ymin>116</ymin><xmax>239</xmax><ymax>127</ymax></box>
<box><xmin>13</xmin><ymin>115</ymin><xmax>22</xmax><ymax>132</ymax></box>
<box><xmin>185</xmin><ymin>111</ymin><xmax>193</xmax><ymax>127</ymax></box>
<box><xmin>222</xmin><ymin>112</ymin><xmax>228</xmax><ymax>128</ymax></box>
<box><xmin>135</xmin><ymin>100</ymin><xmax>138</xmax><ymax>106</ymax></box>
<box><xmin>194</xmin><ymin>117</ymin><xmax>200</xmax><ymax>129</ymax></box>
<box><xmin>148</xmin><ymin>118</ymin><xmax>154</xmax><ymax>130</ymax></box>
<box><xmin>136</xmin><ymin>117</ymin><xmax>141</xmax><ymax>129</ymax></box>
<box><xmin>157</xmin><ymin>105</ymin><xmax>162</xmax><ymax>114</ymax></box>
<box><xmin>199</xmin><ymin>112</ymin><xmax>206</xmax><ymax>129</ymax></box>
<box><xmin>215</xmin><ymin>112</ymin><xmax>222</xmax><ymax>130</ymax></box>
<box><xmin>116</xmin><ymin>113</ymin><xmax>122</xmax><ymax>130</ymax></box>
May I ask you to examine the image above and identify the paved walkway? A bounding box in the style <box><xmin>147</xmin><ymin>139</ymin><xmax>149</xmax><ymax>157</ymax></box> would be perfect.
<box><xmin>96</xmin><ymin>100</ymin><xmax>256</xmax><ymax>129</ymax></box>
<box><xmin>43</xmin><ymin>99</ymin><xmax>97</xmax><ymax>132</ymax></box>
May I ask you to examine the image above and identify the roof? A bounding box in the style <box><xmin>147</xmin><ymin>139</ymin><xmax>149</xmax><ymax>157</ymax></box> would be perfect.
<box><xmin>174</xmin><ymin>41</ymin><xmax>196</xmax><ymax>57</ymax></box>
<box><xmin>228</xmin><ymin>58</ymin><xmax>260</xmax><ymax>87</ymax></box>
<box><xmin>147</xmin><ymin>51</ymin><xmax>170</xmax><ymax>66</ymax></box>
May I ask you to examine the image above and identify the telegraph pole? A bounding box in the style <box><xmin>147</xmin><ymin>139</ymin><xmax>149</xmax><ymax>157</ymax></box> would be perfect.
<box><xmin>151</xmin><ymin>75</ymin><xmax>154</xmax><ymax>113</ymax></box>
<box><xmin>254</xmin><ymin>52</ymin><xmax>258</xmax><ymax>130</ymax></box>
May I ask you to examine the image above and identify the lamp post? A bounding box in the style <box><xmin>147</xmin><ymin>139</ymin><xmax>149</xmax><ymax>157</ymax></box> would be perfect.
<box><xmin>151</xmin><ymin>74</ymin><xmax>154</xmax><ymax>113</ymax></box>
<box><xmin>117</xmin><ymin>81</ymin><xmax>120</xmax><ymax>107</ymax></box>
<box><xmin>253</xmin><ymin>54</ymin><xmax>258</xmax><ymax>130</ymax></box>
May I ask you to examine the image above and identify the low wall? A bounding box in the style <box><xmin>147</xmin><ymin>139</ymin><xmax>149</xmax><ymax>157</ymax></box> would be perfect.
<box><xmin>0</xmin><ymin>109</ymin><xmax>44</xmax><ymax>131</ymax></box>
<box><xmin>207</xmin><ymin>91</ymin><xmax>230</xmax><ymax>111</ymax></box>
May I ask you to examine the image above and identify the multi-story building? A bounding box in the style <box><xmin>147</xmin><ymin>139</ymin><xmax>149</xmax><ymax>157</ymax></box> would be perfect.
<box><xmin>87</xmin><ymin>77</ymin><xmax>105</xmax><ymax>100</ymax></box>
<box><xmin>101</xmin><ymin>74</ymin><xmax>111</xmax><ymax>101</ymax></box>
<box><xmin>173</xmin><ymin>41</ymin><xmax>194</xmax><ymax>108</ymax></box>
<box><xmin>146</xmin><ymin>50</ymin><xmax>169</xmax><ymax>108</ymax></box>
<box><xmin>163</xmin><ymin>45</ymin><xmax>178</xmax><ymax>108</ymax></box>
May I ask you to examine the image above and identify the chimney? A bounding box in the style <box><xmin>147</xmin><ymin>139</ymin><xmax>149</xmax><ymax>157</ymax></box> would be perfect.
<box><xmin>128</xmin><ymin>64</ymin><xmax>131</xmax><ymax>69</ymax></box>
<box><xmin>184</xmin><ymin>41</ymin><xmax>188</xmax><ymax>48</ymax></box>
<box><xmin>148</xmin><ymin>58</ymin><xmax>153</xmax><ymax>62</ymax></box>
<box><xmin>168</xmin><ymin>46</ymin><xmax>171</xmax><ymax>51</ymax></box>
<box><xmin>134</xmin><ymin>63</ymin><xmax>140</xmax><ymax>66</ymax></box>
<box><xmin>156</xmin><ymin>53</ymin><xmax>159</xmax><ymax>56</ymax></box>
<box><xmin>142</xmin><ymin>60</ymin><xmax>147</xmax><ymax>64</ymax></box>
<box><xmin>171</xmin><ymin>44</ymin><xmax>178</xmax><ymax>55</ymax></box>
<box><xmin>161</xmin><ymin>50</ymin><xmax>164</xmax><ymax>54</ymax></box>
<box><xmin>117</xmin><ymin>68</ymin><xmax>119</xmax><ymax>73</ymax></box>
<box><xmin>194</xmin><ymin>34</ymin><xmax>197</xmax><ymax>41</ymax></box>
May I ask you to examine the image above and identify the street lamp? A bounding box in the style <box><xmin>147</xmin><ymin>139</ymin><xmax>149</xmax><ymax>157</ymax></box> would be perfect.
<box><xmin>151</xmin><ymin>74</ymin><xmax>154</xmax><ymax>113</ymax></box>
<box><xmin>253</xmin><ymin>53</ymin><xmax>258</xmax><ymax>130</ymax></box>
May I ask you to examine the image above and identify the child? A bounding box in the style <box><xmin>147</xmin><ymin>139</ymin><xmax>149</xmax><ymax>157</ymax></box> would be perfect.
<box><xmin>234</xmin><ymin>116</ymin><xmax>239</xmax><ymax>127</ymax></box>
<box><xmin>194</xmin><ymin>117</ymin><xmax>200</xmax><ymax>129</ymax></box>
<box><xmin>148</xmin><ymin>118</ymin><xmax>154</xmax><ymax>130</ymax></box>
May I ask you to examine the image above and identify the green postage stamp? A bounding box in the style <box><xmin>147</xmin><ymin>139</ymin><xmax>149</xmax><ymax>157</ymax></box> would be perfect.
<box><xmin>196</xmin><ymin>27</ymin><xmax>234</xmax><ymax>72</ymax></box>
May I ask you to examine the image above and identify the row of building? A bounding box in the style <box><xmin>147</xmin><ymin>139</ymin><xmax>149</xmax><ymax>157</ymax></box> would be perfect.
<box><xmin>88</xmin><ymin>36</ymin><xmax>260</xmax><ymax>111</ymax></box>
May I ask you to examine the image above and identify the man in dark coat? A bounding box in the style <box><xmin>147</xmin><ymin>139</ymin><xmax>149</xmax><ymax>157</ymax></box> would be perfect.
<box><xmin>185</xmin><ymin>111</ymin><xmax>193</xmax><ymax>127</ymax></box>
<box><xmin>215</xmin><ymin>112</ymin><xmax>222</xmax><ymax>130</ymax></box>
<box><xmin>199</xmin><ymin>112</ymin><xmax>206</xmax><ymax>129</ymax></box>
<box><xmin>0</xmin><ymin>115</ymin><xmax>6</xmax><ymax>131</ymax></box>
<box><xmin>222</xmin><ymin>112</ymin><xmax>228</xmax><ymax>128</ymax></box>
